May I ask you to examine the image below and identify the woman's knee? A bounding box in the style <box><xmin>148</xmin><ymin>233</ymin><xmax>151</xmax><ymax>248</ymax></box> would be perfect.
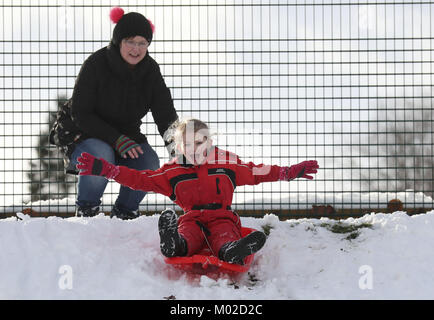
<box><xmin>147</xmin><ymin>149</ymin><xmax>160</xmax><ymax>170</ymax></box>
<box><xmin>123</xmin><ymin>142</ymin><xmax>160</xmax><ymax>171</ymax></box>
<box><xmin>142</xmin><ymin>142</ymin><xmax>160</xmax><ymax>170</ymax></box>
<box><xmin>74</xmin><ymin>138</ymin><xmax>115</xmax><ymax>163</ymax></box>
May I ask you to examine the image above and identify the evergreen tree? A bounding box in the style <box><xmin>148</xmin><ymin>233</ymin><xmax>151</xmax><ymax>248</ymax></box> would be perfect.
<box><xmin>355</xmin><ymin>99</ymin><xmax>433</xmax><ymax>198</ymax></box>
<box><xmin>27</xmin><ymin>96</ymin><xmax>75</xmax><ymax>201</ymax></box>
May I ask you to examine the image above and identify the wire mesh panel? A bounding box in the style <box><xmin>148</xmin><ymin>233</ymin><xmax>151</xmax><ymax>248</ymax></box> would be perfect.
<box><xmin>1</xmin><ymin>1</ymin><xmax>433</xmax><ymax>218</ymax></box>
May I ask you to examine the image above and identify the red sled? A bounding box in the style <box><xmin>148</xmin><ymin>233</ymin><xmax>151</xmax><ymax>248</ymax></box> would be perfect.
<box><xmin>164</xmin><ymin>227</ymin><xmax>257</xmax><ymax>275</ymax></box>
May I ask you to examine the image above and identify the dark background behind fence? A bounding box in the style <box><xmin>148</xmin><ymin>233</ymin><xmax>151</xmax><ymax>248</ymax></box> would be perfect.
<box><xmin>1</xmin><ymin>1</ymin><xmax>433</xmax><ymax>218</ymax></box>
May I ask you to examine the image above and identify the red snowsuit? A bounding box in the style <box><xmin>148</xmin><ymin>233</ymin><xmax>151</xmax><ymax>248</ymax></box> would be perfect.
<box><xmin>113</xmin><ymin>147</ymin><xmax>282</xmax><ymax>256</ymax></box>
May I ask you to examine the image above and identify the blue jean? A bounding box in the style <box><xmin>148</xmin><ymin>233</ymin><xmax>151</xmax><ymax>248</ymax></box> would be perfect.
<box><xmin>70</xmin><ymin>138</ymin><xmax>160</xmax><ymax>212</ymax></box>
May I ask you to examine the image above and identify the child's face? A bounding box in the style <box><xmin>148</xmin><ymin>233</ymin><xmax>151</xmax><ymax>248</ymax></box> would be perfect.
<box><xmin>182</xmin><ymin>129</ymin><xmax>212</xmax><ymax>165</ymax></box>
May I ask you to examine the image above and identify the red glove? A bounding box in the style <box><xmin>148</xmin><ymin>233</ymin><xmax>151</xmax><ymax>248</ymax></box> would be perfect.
<box><xmin>76</xmin><ymin>152</ymin><xmax>120</xmax><ymax>179</ymax></box>
<box><xmin>279</xmin><ymin>160</ymin><xmax>319</xmax><ymax>181</ymax></box>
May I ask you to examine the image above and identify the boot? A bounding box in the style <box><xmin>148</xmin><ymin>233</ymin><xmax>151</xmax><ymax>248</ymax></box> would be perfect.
<box><xmin>158</xmin><ymin>209</ymin><xmax>187</xmax><ymax>257</ymax></box>
<box><xmin>110</xmin><ymin>205</ymin><xmax>140</xmax><ymax>220</ymax></box>
<box><xmin>219</xmin><ymin>231</ymin><xmax>266</xmax><ymax>265</ymax></box>
<box><xmin>75</xmin><ymin>206</ymin><xmax>100</xmax><ymax>217</ymax></box>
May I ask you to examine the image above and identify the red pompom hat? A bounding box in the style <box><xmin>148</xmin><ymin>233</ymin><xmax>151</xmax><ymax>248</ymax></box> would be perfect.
<box><xmin>110</xmin><ymin>7</ymin><xmax>155</xmax><ymax>45</ymax></box>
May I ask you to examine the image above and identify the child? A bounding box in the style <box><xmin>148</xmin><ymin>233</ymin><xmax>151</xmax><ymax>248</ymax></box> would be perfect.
<box><xmin>76</xmin><ymin>119</ymin><xmax>319</xmax><ymax>264</ymax></box>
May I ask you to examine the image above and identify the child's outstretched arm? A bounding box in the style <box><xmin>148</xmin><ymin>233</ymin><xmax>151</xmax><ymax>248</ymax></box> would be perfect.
<box><xmin>279</xmin><ymin>160</ymin><xmax>319</xmax><ymax>181</ymax></box>
<box><xmin>235</xmin><ymin>157</ymin><xmax>319</xmax><ymax>186</ymax></box>
<box><xmin>76</xmin><ymin>152</ymin><xmax>172</xmax><ymax>196</ymax></box>
<box><xmin>76</xmin><ymin>152</ymin><xmax>120</xmax><ymax>179</ymax></box>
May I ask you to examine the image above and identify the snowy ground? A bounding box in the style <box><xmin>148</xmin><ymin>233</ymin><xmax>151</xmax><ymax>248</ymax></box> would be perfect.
<box><xmin>1</xmin><ymin>210</ymin><xmax>434</xmax><ymax>300</ymax></box>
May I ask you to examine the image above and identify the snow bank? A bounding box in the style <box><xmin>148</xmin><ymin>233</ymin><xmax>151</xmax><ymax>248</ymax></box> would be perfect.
<box><xmin>1</xmin><ymin>211</ymin><xmax>434</xmax><ymax>299</ymax></box>
<box><xmin>4</xmin><ymin>190</ymin><xmax>433</xmax><ymax>215</ymax></box>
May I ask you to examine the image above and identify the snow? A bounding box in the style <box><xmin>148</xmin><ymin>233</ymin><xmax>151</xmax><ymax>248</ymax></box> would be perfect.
<box><xmin>1</xmin><ymin>210</ymin><xmax>434</xmax><ymax>300</ymax></box>
<box><xmin>4</xmin><ymin>190</ymin><xmax>433</xmax><ymax>215</ymax></box>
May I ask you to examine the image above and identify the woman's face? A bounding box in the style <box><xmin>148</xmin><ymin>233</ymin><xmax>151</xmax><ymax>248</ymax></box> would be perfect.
<box><xmin>119</xmin><ymin>36</ymin><xmax>149</xmax><ymax>67</ymax></box>
<box><xmin>182</xmin><ymin>130</ymin><xmax>213</xmax><ymax>166</ymax></box>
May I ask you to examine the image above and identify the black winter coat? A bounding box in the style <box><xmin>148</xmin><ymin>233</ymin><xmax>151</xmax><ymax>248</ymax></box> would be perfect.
<box><xmin>50</xmin><ymin>44</ymin><xmax>178</xmax><ymax>173</ymax></box>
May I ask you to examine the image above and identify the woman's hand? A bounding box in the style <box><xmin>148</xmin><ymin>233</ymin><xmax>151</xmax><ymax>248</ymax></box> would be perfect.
<box><xmin>125</xmin><ymin>145</ymin><xmax>144</xmax><ymax>159</ymax></box>
<box><xmin>115</xmin><ymin>135</ymin><xmax>144</xmax><ymax>159</ymax></box>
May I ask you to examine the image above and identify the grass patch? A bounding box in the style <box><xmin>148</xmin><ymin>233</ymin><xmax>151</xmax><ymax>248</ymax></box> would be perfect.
<box><xmin>261</xmin><ymin>224</ymin><xmax>274</xmax><ymax>237</ymax></box>
<box><xmin>321</xmin><ymin>222</ymin><xmax>373</xmax><ymax>234</ymax></box>
<box><xmin>345</xmin><ymin>232</ymin><xmax>360</xmax><ymax>241</ymax></box>
<box><xmin>320</xmin><ymin>222</ymin><xmax>373</xmax><ymax>240</ymax></box>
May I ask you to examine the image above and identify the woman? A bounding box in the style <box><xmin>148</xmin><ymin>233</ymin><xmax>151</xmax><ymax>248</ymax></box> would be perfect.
<box><xmin>50</xmin><ymin>7</ymin><xmax>178</xmax><ymax>219</ymax></box>
<box><xmin>76</xmin><ymin>118</ymin><xmax>319</xmax><ymax>265</ymax></box>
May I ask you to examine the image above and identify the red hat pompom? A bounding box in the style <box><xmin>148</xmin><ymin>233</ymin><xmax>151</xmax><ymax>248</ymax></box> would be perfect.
<box><xmin>110</xmin><ymin>7</ymin><xmax>124</xmax><ymax>24</ymax></box>
<box><xmin>147</xmin><ymin>18</ymin><xmax>155</xmax><ymax>33</ymax></box>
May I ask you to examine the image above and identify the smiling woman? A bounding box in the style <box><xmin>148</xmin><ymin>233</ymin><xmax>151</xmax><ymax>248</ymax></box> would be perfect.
<box><xmin>120</xmin><ymin>37</ymin><xmax>149</xmax><ymax>67</ymax></box>
<box><xmin>49</xmin><ymin>7</ymin><xmax>179</xmax><ymax>220</ymax></box>
<box><xmin>110</xmin><ymin>7</ymin><xmax>153</xmax><ymax>68</ymax></box>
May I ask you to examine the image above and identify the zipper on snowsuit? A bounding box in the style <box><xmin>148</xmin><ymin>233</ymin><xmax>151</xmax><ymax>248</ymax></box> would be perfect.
<box><xmin>216</xmin><ymin>178</ymin><xmax>221</xmax><ymax>194</ymax></box>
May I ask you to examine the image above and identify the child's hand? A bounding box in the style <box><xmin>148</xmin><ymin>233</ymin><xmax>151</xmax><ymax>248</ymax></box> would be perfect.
<box><xmin>76</xmin><ymin>152</ymin><xmax>120</xmax><ymax>179</ymax></box>
<box><xmin>279</xmin><ymin>160</ymin><xmax>319</xmax><ymax>181</ymax></box>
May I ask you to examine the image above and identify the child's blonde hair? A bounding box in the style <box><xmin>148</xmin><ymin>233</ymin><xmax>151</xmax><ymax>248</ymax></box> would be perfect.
<box><xmin>164</xmin><ymin>118</ymin><xmax>211</xmax><ymax>154</ymax></box>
